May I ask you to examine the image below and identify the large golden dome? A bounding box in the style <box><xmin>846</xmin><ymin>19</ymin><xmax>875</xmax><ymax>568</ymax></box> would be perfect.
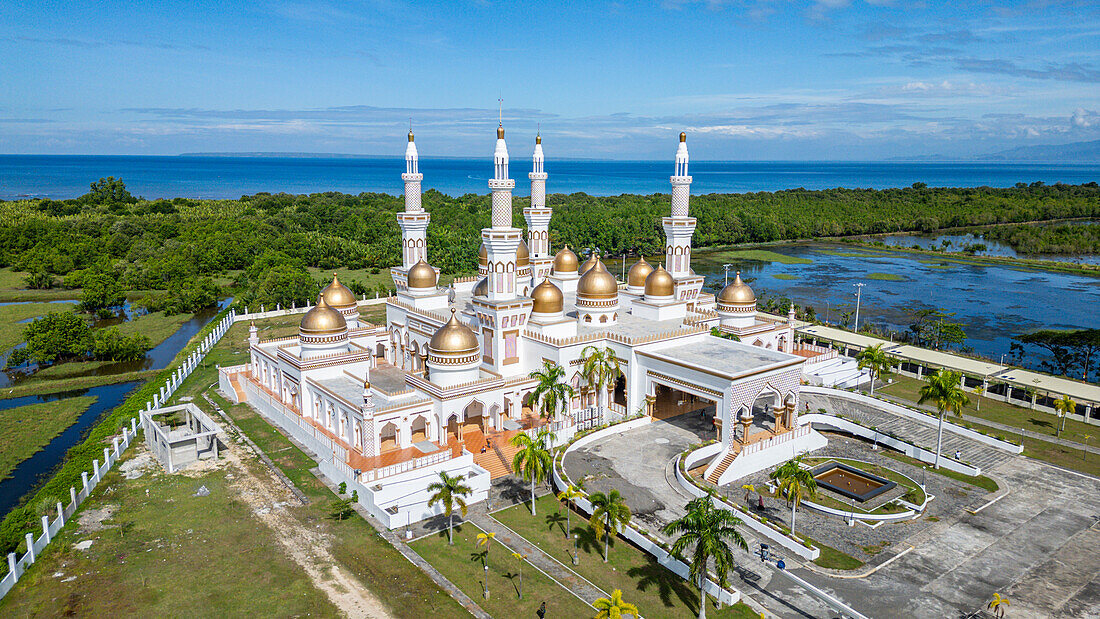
<box><xmin>627</xmin><ymin>257</ymin><xmax>653</xmax><ymax>287</ymax></box>
<box><xmin>531</xmin><ymin>279</ymin><xmax>564</xmax><ymax>314</ymax></box>
<box><xmin>718</xmin><ymin>271</ymin><xmax>756</xmax><ymax>305</ymax></box>
<box><xmin>321</xmin><ymin>273</ymin><xmax>357</xmax><ymax>310</ymax></box>
<box><xmin>553</xmin><ymin>245</ymin><xmax>578</xmax><ymax>273</ymax></box>
<box><xmin>300</xmin><ymin>296</ymin><xmax>348</xmax><ymax>335</ymax></box>
<box><xmin>478</xmin><ymin>242</ymin><xmax>530</xmax><ymax>267</ymax></box>
<box><xmin>429</xmin><ymin>309</ymin><xmax>479</xmax><ymax>355</ymax></box>
<box><xmin>578</xmin><ymin>252</ymin><xmax>599</xmax><ymax>275</ymax></box>
<box><xmin>577</xmin><ymin>258</ymin><xmax>618</xmax><ymax>299</ymax></box>
<box><xmin>407</xmin><ymin>259</ymin><xmax>437</xmax><ymax>289</ymax></box>
<box><xmin>473</xmin><ymin>277</ymin><xmax>488</xmax><ymax>297</ymax></box>
<box><xmin>645</xmin><ymin>264</ymin><xmax>675</xmax><ymax>297</ymax></box>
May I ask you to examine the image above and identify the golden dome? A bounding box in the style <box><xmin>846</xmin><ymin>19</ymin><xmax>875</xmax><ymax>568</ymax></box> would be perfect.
<box><xmin>321</xmin><ymin>273</ymin><xmax>357</xmax><ymax>310</ymax></box>
<box><xmin>517</xmin><ymin>240</ymin><xmax>530</xmax><ymax>267</ymax></box>
<box><xmin>679</xmin><ymin>131</ymin><xmax>686</xmax><ymax>143</ymax></box>
<box><xmin>473</xmin><ymin>277</ymin><xmax>488</xmax><ymax>297</ymax></box>
<box><xmin>579</xmin><ymin>252</ymin><xmax>599</xmax><ymax>275</ymax></box>
<box><xmin>718</xmin><ymin>271</ymin><xmax>756</xmax><ymax>305</ymax></box>
<box><xmin>535</xmin><ymin>134</ymin><xmax>541</xmax><ymax>145</ymax></box>
<box><xmin>407</xmin><ymin>259</ymin><xmax>437</xmax><ymax>289</ymax></box>
<box><xmin>627</xmin><ymin>257</ymin><xmax>653</xmax><ymax>287</ymax></box>
<box><xmin>429</xmin><ymin>309</ymin><xmax>479</xmax><ymax>355</ymax></box>
<box><xmin>497</xmin><ymin>125</ymin><xmax>505</xmax><ymax>139</ymax></box>
<box><xmin>531</xmin><ymin>279</ymin><xmax>563</xmax><ymax>314</ymax></box>
<box><xmin>553</xmin><ymin>245</ymin><xmax>578</xmax><ymax>273</ymax></box>
<box><xmin>300</xmin><ymin>296</ymin><xmax>348</xmax><ymax>335</ymax></box>
<box><xmin>577</xmin><ymin>258</ymin><xmax>618</xmax><ymax>299</ymax></box>
<box><xmin>408</xmin><ymin>130</ymin><xmax>415</xmax><ymax>142</ymax></box>
<box><xmin>645</xmin><ymin>264</ymin><xmax>675</xmax><ymax>297</ymax></box>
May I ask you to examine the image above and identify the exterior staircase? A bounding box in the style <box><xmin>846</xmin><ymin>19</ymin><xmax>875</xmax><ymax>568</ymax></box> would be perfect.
<box><xmin>706</xmin><ymin>447</ymin><xmax>740</xmax><ymax>484</ymax></box>
<box><xmin>471</xmin><ymin>432</ymin><xmax>520</xmax><ymax>480</ymax></box>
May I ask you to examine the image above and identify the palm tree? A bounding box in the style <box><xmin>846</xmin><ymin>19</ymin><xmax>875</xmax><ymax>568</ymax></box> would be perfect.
<box><xmin>589</xmin><ymin>488</ymin><xmax>631</xmax><ymax>562</ymax></box>
<box><xmin>427</xmin><ymin>470</ymin><xmax>472</xmax><ymax>545</ymax></box>
<box><xmin>988</xmin><ymin>593</ymin><xmax>1010</xmax><ymax>618</ymax></box>
<box><xmin>662</xmin><ymin>496</ymin><xmax>748</xmax><ymax>619</ymax></box>
<box><xmin>510</xmin><ymin>551</ymin><xmax>528</xmax><ymax>599</ymax></box>
<box><xmin>594</xmin><ymin>588</ymin><xmax>639</xmax><ymax>619</ymax></box>
<box><xmin>1053</xmin><ymin>394</ymin><xmax>1075</xmax><ymax>438</ymax></box>
<box><xmin>917</xmin><ymin>368</ymin><xmax>971</xmax><ymax>469</ymax></box>
<box><xmin>475</xmin><ymin>531</ymin><xmax>496</xmax><ymax>570</ymax></box>
<box><xmin>855</xmin><ymin>343</ymin><xmax>895</xmax><ymax>394</ymax></box>
<box><xmin>556</xmin><ymin>482</ymin><xmax>585</xmax><ymax>539</ymax></box>
<box><xmin>529</xmin><ymin>360</ymin><xmax>576</xmax><ymax>423</ymax></box>
<box><xmin>581</xmin><ymin>345</ymin><xmax>621</xmax><ymax>424</ymax></box>
<box><xmin>768</xmin><ymin>456</ymin><xmax>817</xmax><ymax>537</ymax></box>
<box><xmin>510</xmin><ymin>429</ymin><xmax>553</xmax><ymax>515</ymax></box>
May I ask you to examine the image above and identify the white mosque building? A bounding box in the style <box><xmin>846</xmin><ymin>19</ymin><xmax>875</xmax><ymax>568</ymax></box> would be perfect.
<box><xmin>221</xmin><ymin>126</ymin><xmax>821</xmax><ymax>528</ymax></box>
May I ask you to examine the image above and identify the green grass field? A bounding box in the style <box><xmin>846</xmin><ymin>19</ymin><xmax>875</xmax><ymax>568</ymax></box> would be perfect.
<box><xmin>0</xmin><ymin>395</ymin><xmax>96</xmax><ymax>480</ymax></box>
<box><xmin>0</xmin><ymin>268</ymin><xmax>81</xmax><ymax>302</ymax></box>
<box><xmin>113</xmin><ymin>310</ymin><xmax>194</xmax><ymax>347</ymax></box>
<box><xmin>411</xmin><ymin>522</ymin><xmax>595</xmax><ymax>618</ymax></box>
<box><xmin>772</xmin><ymin>273</ymin><xmax>798</xmax><ymax>280</ymax></box>
<box><xmin>878</xmin><ymin>451</ymin><xmax>1000</xmax><ymax>492</ymax></box>
<box><xmin>866</xmin><ymin>272</ymin><xmax>903</xmax><ymax>281</ymax></box>
<box><xmin>492</xmin><ymin>494</ymin><xmax>756</xmax><ymax>618</ymax></box>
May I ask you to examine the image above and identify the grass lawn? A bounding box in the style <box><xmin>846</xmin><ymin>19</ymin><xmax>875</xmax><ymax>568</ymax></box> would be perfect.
<box><xmin>159</xmin><ymin>316</ymin><xmax>467</xmax><ymax>618</ymax></box>
<box><xmin>0</xmin><ymin>301</ymin><xmax>78</xmax><ymax>353</ymax></box>
<box><xmin>493</xmin><ymin>494</ymin><xmax>756</xmax><ymax>618</ymax></box>
<box><xmin>866</xmin><ymin>272</ymin><xmax>903</xmax><ymax>281</ymax></box>
<box><xmin>0</xmin><ymin>269</ymin><xmax>81</xmax><ymax>303</ymax></box>
<box><xmin>0</xmin><ymin>395</ymin><xmax>95</xmax><ymax>480</ymax></box>
<box><xmin>113</xmin><ymin>310</ymin><xmax>194</xmax><ymax>347</ymax></box>
<box><xmin>411</xmin><ymin>522</ymin><xmax>594</xmax><ymax>618</ymax></box>
<box><xmin>0</xmin><ymin>453</ymin><xmax>341</xmax><ymax>617</ymax></box>
<box><xmin>878</xmin><ymin>451</ymin><xmax>1000</xmax><ymax>491</ymax></box>
<box><xmin>804</xmin><ymin>535</ymin><xmax>865</xmax><ymax>571</ymax></box>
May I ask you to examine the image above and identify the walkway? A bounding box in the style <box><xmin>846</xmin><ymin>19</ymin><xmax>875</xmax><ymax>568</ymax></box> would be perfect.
<box><xmin>803</xmin><ymin>392</ymin><xmax>1015</xmax><ymax>472</ymax></box>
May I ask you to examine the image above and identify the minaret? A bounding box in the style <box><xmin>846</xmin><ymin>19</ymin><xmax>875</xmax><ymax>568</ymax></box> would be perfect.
<box><xmin>484</xmin><ymin>121</ymin><xmax>520</xmax><ymax>300</ymax></box>
<box><xmin>524</xmin><ymin>133</ymin><xmax>553</xmax><ymax>283</ymax></box>
<box><xmin>663</xmin><ymin>132</ymin><xmax>696</xmax><ymax>281</ymax></box>
<box><xmin>397</xmin><ymin>128</ymin><xmax>429</xmax><ymax>269</ymax></box>
<box><xmin>360</xmin><ymin>376</ymin><xmax>377</xmax><ymax>458</ymax></box>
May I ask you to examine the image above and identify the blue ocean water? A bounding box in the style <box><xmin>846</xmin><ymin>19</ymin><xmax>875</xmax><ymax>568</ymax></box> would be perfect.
<box><xmin>0</xmin><ymin>155</ymin><xmax>1097</xmax><ymax>200</ymax></box>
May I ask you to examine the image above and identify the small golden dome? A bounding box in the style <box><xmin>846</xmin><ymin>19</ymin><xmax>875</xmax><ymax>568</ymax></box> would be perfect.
<box><xmin>497</xmin><ymin>125</ymin><xmax>505</xmax><ymax>139</ymax></box>
<box><xmin>531</xmin><ymin>279</ymin><xmax>564</xmax><ymax>314</ymax></box>
<box><xmin>517</xmin><ymin>240</ymin><xmax>530</xmax><ymax>267</ymax></box>
<box><xmin>577</xmin><ymin>258</ymin><xmax>618</xmax><ymax>299</ymax></box>
<box><xmin>679</xmin><ymin>131</ymin><xmax>686</xmax><ymax>143</ymax></box>
<box><xmin>429</xmin><ymin>309</ymin><xmax>479</xmax><ymax>355</ymax></box>
<box><xmin>627</xmin><ymin>257</ymin><xmax>653</xmax><ymax>287</ymax></box>
<box><xmin>718</xmin><ymin>271</ymin><xmax>756</xmax><ymax>305</ymax></box>
<box><xmin>553</xmin><ymin>245</ymin><xmax>578</xmax><ymax>273</ymax></box>
<box><xmin>321</xmin><ymin>273</ymin><xmax>357</xmax><ymax>310</ymax></box>
<box><xmin>536</xmin><ymin>134</ymin><xmax>541</xmax><ymax>145</ymax></box>
<box><xmin>645</xmin><ymin>264</ymin><xmax>675</xmax><ymax>297</ymax></box>
<box><xmin>408</xmin><ymin>130</ymin><xmax>415</xmax><ymax>142</ymax></box>
<box><xmin>578</xmin><ymin>252</ymin><xmax>599</xmax><ymax>275</ymax></box>
<box><xmin>407</xmin><ymin>259</ymin><xmax>437</xmax><ymax>289</ymax></box>
<box><xmin>473</xmin><ymin>277</ymin><xmax>488</xmax><ymax>297</ymax></box>
<box><xmin>300</xmin><ymin>296</ymin><xmax>347</xmax><ymax>335</ymax></box>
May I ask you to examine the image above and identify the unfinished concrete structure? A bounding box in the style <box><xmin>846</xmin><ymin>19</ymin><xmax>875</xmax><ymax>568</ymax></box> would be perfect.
<box><xmin>141</xmin><ymin>403</ymin><xmax>225</xmax><ymax>473</ymax></box>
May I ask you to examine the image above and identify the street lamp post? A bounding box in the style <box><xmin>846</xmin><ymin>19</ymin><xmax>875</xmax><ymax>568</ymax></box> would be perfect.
<box><xmin>573</xmin><ymin>533</ymin><xmax>579</xmax><ymax>565</ymax></box>
<box><xmin>723</xmin><ymin>263</ymin><xmax>734</xmax><ymax>286</ymax></box>
<box><xmin>853</xmin><ymin>282</ymin><xmax>865</xmax><ymax>331</ymax></box>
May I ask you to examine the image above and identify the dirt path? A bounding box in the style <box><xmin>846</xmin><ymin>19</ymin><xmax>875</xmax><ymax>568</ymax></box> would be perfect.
<box><xmin>218</xmin><ymin>442</ymin><xmax>394</xmax><ymax>618</ymax></box>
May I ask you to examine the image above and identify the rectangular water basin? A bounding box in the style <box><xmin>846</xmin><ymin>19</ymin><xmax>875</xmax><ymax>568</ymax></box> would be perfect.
<box><xmin>812</xmin><ymin>461</ymin><xmax>897</xmax><ymax>502</ymax></box>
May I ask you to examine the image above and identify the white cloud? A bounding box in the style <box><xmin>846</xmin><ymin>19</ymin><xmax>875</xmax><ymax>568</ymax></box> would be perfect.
<box><xmin>1071</xmin><ymin>107</ymin><xmax>1100</xmax><ymax>128</ymax></box>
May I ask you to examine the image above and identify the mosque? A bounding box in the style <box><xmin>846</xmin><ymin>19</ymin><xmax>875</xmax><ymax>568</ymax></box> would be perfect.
<box><xmin>224</xmin><ymin>125</ymin><xmax>821</xmax><ymax>526</ymax></box>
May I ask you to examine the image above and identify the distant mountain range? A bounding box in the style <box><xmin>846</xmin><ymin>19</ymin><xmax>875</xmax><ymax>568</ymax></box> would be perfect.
<box><xmin>891</xmin><ymin>139</ymin><xmax>1100</xmax><ymax>162</ymax></box>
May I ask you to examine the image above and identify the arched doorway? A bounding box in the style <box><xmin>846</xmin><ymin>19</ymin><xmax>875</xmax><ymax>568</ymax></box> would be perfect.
<box><xmin>751</xmin><ymin>390</ymin><xmax>783</xmax><ymax>433</ymax></box>
<box><xmin>379</xmin><ymin>421</ymin><xmax>399</xmax><ymax>453</ymax></box>
<box><xmin>410</xmin><ymin>416</ymin><xmax>428</xmax><ymax>443</ymax></box>
<box><xmin>463</xmin><ymin>401</ymin><xmax>487</xmax><ymax>437</ymax></box>
<box><xmin>613</xmin><ymin>371</ymin><xmax>627</xmax><ymax>409</ymax></box>
<box><xmin>445</xmin><ymin>414</ymin><xmax>460</xmax><ymax>445</ymax></box>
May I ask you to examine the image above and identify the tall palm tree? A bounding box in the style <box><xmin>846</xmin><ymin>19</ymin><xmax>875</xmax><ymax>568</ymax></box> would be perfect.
<box><xmin>918</xmin><ymin>368</ymin><xmax>970</xmax><ymax>469</ymax></box>
<box><xmin>662</xmin><ymin>496</ymin><xmax>748</xmax><ymax>619</ymax></box>
<box><xmin>593</xmin><ymin>588</ymin><xmax>639</xmax><ymax>619</ymax></box>
<box><xmin>855</xmin><ymin>343</ymin><xmax>895</xmax><ymax>394</ymax></box>
<box><xmin>528</xmin><ymin>360</ymin><xmax>576</xmax><ymax>423</ymax></box>
<box><xmin>475</xmin><ymin>531</ymin><xmax>496</xmax><ymax>570</ymax></box>
<box><xmin>988</xmin><ymin>593</ymin><xmax>1010</xmax><ymax>618</ymax></box>
<box><xmin>768</xmin><ymin>455</ymin><xmax>817</xmax><ymax>537</ymax></box>
<box><xmin>1053</xmin><ymin>394</ymin><xmax>1076</xmax><ymax>438</ymax></box>
<box><xmin>581</xmin><ymin>345</ymin><xmax>621</xmax><ymax>424</ymax></box>
<box><xmin>427</xmin><ymin>470</ymin><xmax>472</xmax><ymax>545</ymax></box>
<box><xmin>589</xmin><ymin>488</ymin><xmax>631</xmax><ymax>562</ymax></box>
<box><xmin>556</xmin><ymin>482</ymin><xmax>585</xmax><ymax>539</ymax></box>
<box><xmin>510</xmin><ymin>429</ymin><xmax>553</xmax><ymax>515</ymax></box>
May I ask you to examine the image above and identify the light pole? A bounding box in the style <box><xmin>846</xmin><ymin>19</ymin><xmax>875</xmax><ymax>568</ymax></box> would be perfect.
<box><xmin>573</xmin><ymin>533</ymin><xmax>579</xmax><ymax>565</ymax></box>
<box><xmin>853</xmin><ymin>282</ymin><xmax>865</xmax><ymax>332</ymax></box>
<box><xmin>723</xmin><ymin>263</ymin><xmax>734</xmax><ymax>286</ymax></box>
<box><xmin>622</xmin><ymin>254</ymin><xmax>627</xmax><ymax>280</ymax></box>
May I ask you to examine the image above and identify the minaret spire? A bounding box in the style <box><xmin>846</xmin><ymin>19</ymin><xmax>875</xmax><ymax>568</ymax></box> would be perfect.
<box><xmin>663</xmin><ymin>131</ymin><xmax>697</xmax><ymax>287</ymax></box>
<box><xmin>525</xmin><ymin>131</ymin><xmax>550</xmax><ymax>274</ymax></box>
<box><xmin>396</xmin><ymin>126</ymin><xmax>429</xmax><ymax>273</ymax></box>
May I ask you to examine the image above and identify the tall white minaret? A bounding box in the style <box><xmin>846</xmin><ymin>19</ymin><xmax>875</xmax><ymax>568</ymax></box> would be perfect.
<box><xmin>397</xmin><ymin>128</ymin><xmax>429</xmax><ymax>269</ymax></box>
<box><xmin>524</xmin><ymin>133</ymin><xmax>551</xmax><ymax>267</ymax></box>
<box><xmin>483</xmin><ymin>120</ymin><xmax>520</xmax><ymax>301</ymax></box>
<box><xmin>663</xmin><ymin>131</ymin><xmax>696</xmax><ymax>280</ymax></box>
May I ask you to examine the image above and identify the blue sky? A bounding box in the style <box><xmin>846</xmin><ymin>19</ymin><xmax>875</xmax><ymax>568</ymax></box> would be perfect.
<box><xmin>2</xmin><ymin>1</ymin><xmax>1099</xmax><ymax>159</ymax></box>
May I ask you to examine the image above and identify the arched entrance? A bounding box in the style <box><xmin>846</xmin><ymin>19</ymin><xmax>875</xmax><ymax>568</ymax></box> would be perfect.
<box><xmin>613</xmin><ymin>372</ymin><xmax>627</xmax><ymax>409</ymax></box>
<box><xmin>648</xmin><ymin>382</ymin><xmax>719</xmax><ymax>441</ymax></box>
<box><xmin>445</xmin><ymin>414</ymin><xmax>460</xmax><ymax>445</ymax></box>
<box><xmin>410</xmin><ymin>416</ymin><xmax>428</xmax><ymax>443</ymax></box>
<box><xmin>462</xmin><ymin>401</ymin><xmax>488</xmax><ymax>436</ymax></box>
<box><xmin>751</xmin><ymin>389</ymin><xmax>783</xmax><ymax>433</ymax></box>
<box><xmin>379</xmin><ymin>421</ymin><xmax>399</xmax><ymax>453</ymax></box>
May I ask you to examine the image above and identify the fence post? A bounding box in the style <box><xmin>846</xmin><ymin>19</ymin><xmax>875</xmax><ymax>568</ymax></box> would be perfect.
<box><xmin>132</xmin><ymin>417</ymin><xmax>138</xmax><ymax>433</ymax></box>
<box><xmin>41</xmin><ymin>516</ymin><xmax>50</xmax><ymax>544</ymax></box>
<box><xmin>7</xmin><ymin>553</ymin><xmax>16</xmax><ymax>582</ymax></box>
<box><xmin>91</xmin><ymin>460</ymin><xmax>99</xmax><ymax>483</ymax></box>
<box><xmin>112</xmin><ymin>437</ymin><xmax>120</xmax><ymax>458</ymax></box>
<box><xmin>81</xmin><ymin>471</ymin><xmax>89</xmax><ymax>492</ymax></box>
<box><xmin>70</xmin><ymin>486</ymin><xmax>77</xmax><ymax>507</ymax></box>
<box><xmin>56</xmin><ymin>502</ymin><xmax>64</xmax><ymax>527</ymax></box>
<box><xmin>24</xmin><ymin>533</ymin><xmax>34</xmax><ymax>563</ymax></box>
<box><xmin>103</xmin><ymin>447</ymin><xmax>111</xmax><ymax>466</ymax></box>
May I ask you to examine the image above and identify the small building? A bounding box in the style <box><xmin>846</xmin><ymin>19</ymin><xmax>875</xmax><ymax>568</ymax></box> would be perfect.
<box><xmin>141</xmin><ymin>403</ymin><xmax>225</xmax><ymax>473</ymax></box>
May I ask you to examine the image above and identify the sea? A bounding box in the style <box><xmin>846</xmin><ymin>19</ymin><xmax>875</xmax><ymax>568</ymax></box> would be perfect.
<box><xmin>1</xmin><ymin>155</ymin><xmax>1098</xmax><ymax>200</ymax></box>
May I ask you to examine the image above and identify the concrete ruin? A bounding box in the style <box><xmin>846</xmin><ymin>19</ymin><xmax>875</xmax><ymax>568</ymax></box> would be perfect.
<box><xmin>141</xmin><ymin>403</ymin><xmax>225</xmax><ymax>473</ymax></box>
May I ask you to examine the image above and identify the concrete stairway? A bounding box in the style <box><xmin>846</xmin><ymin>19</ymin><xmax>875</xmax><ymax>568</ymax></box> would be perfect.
<box><xmin>706</xmin><ymin>448</ymin><xmax>740</xmax><ymax>484</ymax></box>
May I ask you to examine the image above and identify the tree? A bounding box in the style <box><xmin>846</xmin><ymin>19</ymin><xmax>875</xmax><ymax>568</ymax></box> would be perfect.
<box><xmin>475</xmin><ymin>531</ymin><xmax>496</xmax><ymax>571</ymax></box>
<box><xmin>83</xmin><ymin>177</ymin><xmax>136</xmax><ymax>204</ymax></box>
<box><xmin>1014</xmin><ymin>330</ymin><xmax>1077</xmax><ymax>376</ymax></box>
<box><xmin>1053</xmin><ymin>395</ymin><xmax>1076</xmax><ymax>438</ymax></box>
<box><xmin>427</xmin><ymin>471</ymin><xmax>471</xmax><ymax>545</ymax></box>
<box><xmin>6</xmin><ymin>312</ymin><xmax>91</xmax><ymax>367</ymax></box>
<box><xmin>769</xmin><ymin>456</ymin><xmax>817</xmax><ymax>537</ymax></box>
<box><xmin>510</xmin><ymin>429</ymin><xmax>553</xmax><ymax>516</ymax></box>
<box><xmin>918</xmin><ymin>368</ymin><xmax>970</xmax><ymax>469</ymax></box>
<box><xmin>662</xmin><ymin>496</ymin><xmax>748</xmax><ymax>619</ymax></box>
<box><xmin>79</xmin><ymin>269</ymin><xmax>125</xmax><ymax>313</ymax></box>
<box><xmin>589</xmin><ymin>488</ymin><xmax>631</xmax><ymax>562</ymax></box>
<box><xmin>510</xmin><ymin>551</ymin><xmax>528</xmax><ymax>599</ymax></box>
<box><xmin>593</xmin><ymin>589</ymin><xmax>639</xmax><ymax>619</ymax></box>
<box><xmin>556</xmin><ymin>483</ymin><xmax>585</xmax><ymax>539</ymax></box>
<box><xmin>988</xmin><ymin>593</ymin><xmax>1010</xmax><ymax>618</ymax></box>
<box><xmin>855</xmin><ymin>343</ymin><xmax>896</xmax><ymax>394</ymax></box>
<box><xmin>581</xmin><ymin>345</ymin><xmax>621</xmax><ymax>424</ymax></box>
<box><xmin>528</xmin><ymin>360</ymin><xmax>576</xmax><ymax>422</ymax></box>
